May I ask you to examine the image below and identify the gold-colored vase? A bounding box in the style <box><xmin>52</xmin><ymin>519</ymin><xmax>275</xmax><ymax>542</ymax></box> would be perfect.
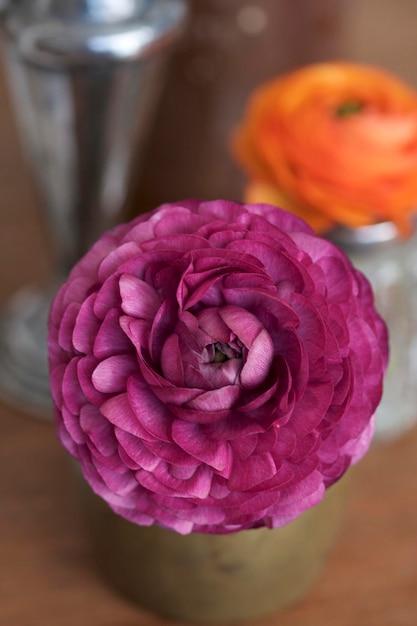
<box><xmin>81</xmin><ymin>477</ymin><xmax>349</xmax><ymax>624</ymax></box>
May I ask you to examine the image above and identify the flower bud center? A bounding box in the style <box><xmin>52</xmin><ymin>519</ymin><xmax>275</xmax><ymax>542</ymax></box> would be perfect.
<box><xmin>335</xmin><ymin>100</ymin><xmax>363</xmax><ymax>117</ymax></box>
<box><xmin>209</xmin><ymin>342</ymin><xmax>242</xmax><ymax>364</ymax></box>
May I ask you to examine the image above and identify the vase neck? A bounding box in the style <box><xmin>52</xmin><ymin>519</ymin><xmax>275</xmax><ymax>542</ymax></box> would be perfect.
<box><xmin>327</xmin><ymin>221</ymin><xmax>405</xmax><ymax>253</ymax></box>
<box><xmin>2</xmin><ymin>1</ymin><xmax>148</xmax><ymax>23</ymax></box>
<box><xmin>0</xmin><ymin>0</ymin><xmax>187</xmax><ymax>67</ymax></box>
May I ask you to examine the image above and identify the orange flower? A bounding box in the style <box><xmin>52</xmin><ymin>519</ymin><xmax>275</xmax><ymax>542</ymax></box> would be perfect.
<box><xmin>232</xmin><ymin>62</ymin><xmax>417</xmax><ymax>233</ymax></box>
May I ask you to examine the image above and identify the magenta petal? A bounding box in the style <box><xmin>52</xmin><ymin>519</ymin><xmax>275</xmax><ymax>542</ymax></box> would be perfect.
<box><xmin>289</xmin><ymin>432</ymin><xmax>320</xmax><ymax>464</ymax></box>
<box><xmin>119</xmin><ymin>274</ymin><xmax>161</xmax><ymax>320</ymax></box>
<box><xmin>92</xmin><ymin>354</ymin><xmax>138</xmax><ymax>393</ymax></box>
<box><xmin>93</xmin><ymin>308</ymin><xmax>132</xmax><ymax>359</ymax></box>
<box><xmin>140</xmin><ymin>438</ymin><xmax>197</xmax><ymax>466</ymax></box>
<box><xmin>272</xmin><ymin>427</ymin><xmax>297</xmax><ymax>457</ymax></box>
<box><xmin>196</xmin><ymin>308</ymin><xmax>231</xmax><ymax>343</ymax></box>
<box><xmin>289</xmin><ymin>293</ymin><xmax>327</xmax><ymax>362</ymax></box>
<box><xmin>135</xmin><ymin>469</ymin><xmax>179</xmax><ymax>497</ymax></box>
<box><xmin>61</xmin><ymin>406</ymin><xmax>85</xmax><ymax>444</ymax></box>
<box><xmin>171</xmin><ymin>504</ymin><xmax>226</xmax><ymax>526</ymax></box>
<box><xmin>101</xmin><ymin>393</ymin><xmax>154</xmax><ymax>440</ymax></box>
<box><xmin>219</xmin><ymin>305</ymin><xmax>264</xmax><ymax>348</ymax></box>
<box><xmin>229</xmin><ymin>240</ymin><xmax>309</xmax><ymax>292</ymax></box>
<box><xmin>154</xmin><ymin>463</ymin><xmax>212</xmax><ymax>499</ymax></box>
<box><xmin>168</xmin><ymin>404</ymin><xmax>231</xmax><ymax>424</ymax></box>
<box><xmin>142</xmin><ymin>233</ymin><xmax>209</xmax><ymax>253</ymax></box>
<box><xmin>340</xmin><ymin>415</ymin><xmax>375</xmax><ymax>464</ymax></box>
<box><xmin>88</xmin><ymin>445</ymin><xmax>125</xmax><ymax>472</ymax></box>
<box><xmin>258</xmin><ymin>459</ymin><xmax>295</xmax><ymax>491</ymax></box>
<box><xmin>160</xmin><ymin>334</ymin><xmax>184</xmax><ymax>385</ymax></box>
<box><xmin>77</xmin><ymin>356</ymin><xmax>108</xmax><ymax>406</ymax></box>
<box><xmin>238</xmin><ymin>379</ymin><xmax>278</xmax><ymax>412</ymax></box>
<box><xmin>115</xmin><ymin>429</ymin><xmax>160</xmax><ymax>471</ymax></box>
<box><xmin>291</xmin><ymin>380</ymin><xmax>334</xmax><ymax>435</ymax></box>
<box><xmin>151</xmin><ymin>385</ymin><xmax>202</xmax><ymax>406</ymax></box>
<box><xmin>230</xmin><ymin>435</ymin><xmax>258</xmax><ymax>460</ymax></box>
<box><xmin>172</xmin><ymin>420</ymin><xmax>230</xmax><ymax>471</ymax></box>
<box><xmin>188</xmin><ymin>386</ymin><xmax>240</xmax><ymax>412</ymax></box>
<box><xmin>58</xmin><ymin>302</ymin><xmax>80</xmax><ymax>353</ymax></box>
<box><xmin>227</xmin><ymin>491</ymin><xmax>280</xmax><ymax>518</ymax></box>
<box><xmin>127</xmin><ymin>376</ymin><xmax>172</xmax><ymax>441</ymax></box>
<box><xmin>268</xmin><ymin>470</ymin><xmax>324</xmax><ymax>515</ymax></box>
<box><xmin>228</xmin><ymin>453</ymin><xmax>277</xmax><ymax>491</ymax></box>
<box><xmin>152</xmin><ymin>206</ymin><xmax>207</xmax><ymax>236</ymax></box>
<box><xmin>240</xmin><ymin>328</ymin><xmax>274</xmax><ymax>389</ymax></box>
<box><xmin>56</xmin><ymin>419</ymin><xmax>80</xmax><ymax>457</ymax></box>
<box><xmin>203</xmin><ymin>415</ymin><xmax>265</xmax><ymax>440</ymax></box>
<box><xmin>93</xmin><ymin>274</ymin><xmax>121</xmax><ymax>319</ymax></box>
<box><xmin>93</xmin><ymin>459</ymin><xmax>137</xmax><ymax>496</ymax></box>
<box><xmin>223</xmin><ymin>287</ymin><xmax>299</xmax><ymax>330</ymax></box>
<box><xmin>254</xmin><ymin>426</ymin><xmax>277</xmax><ymax>454</ymax></box>
<box><xmin>149</xmin><ymin>299</ymin><xmax>178</xmax><ymax>362</ymax></box>
<box><xmin>199</xmin><ymin>359</ymin><xmax>242</xmax><ymax>387</ymax></box>
<box><xmin>79</xmin><ymin>404</ymin><xmax>116</xmax><ymax>456</ymax></box>
<box><xmin>97</xmin><ymin>241</ymin><xmax>141</xmax><ymax>281</ymax></box>
<box><xmin>72</xmin><ymin>293</ymin><xmax>100</xmax><ymax>353</ymax></box>
<box><xmin>62</xmin><ymin>358</ymin><xmax>86</xmax><ymax>414</ymax></box>
<box><xmin>169</xmin><ymin>464</ymin><xmax>198</xmax><ymax>480</ymax></box>
<box><xmin>119</xmin><ymin>316</ymin><xmax>150</xmax><ymax>352</ymax></box>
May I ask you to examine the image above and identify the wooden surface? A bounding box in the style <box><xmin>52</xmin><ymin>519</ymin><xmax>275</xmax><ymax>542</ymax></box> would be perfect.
<box><xmin>2</xmin><ymin>400</ymin><xmax>417</xmax><ymax>626</ymax></box>
<box><xmin>2</xmin><ymin>3</ymin><xmax>417</xmax><ymax>624</ymax></box>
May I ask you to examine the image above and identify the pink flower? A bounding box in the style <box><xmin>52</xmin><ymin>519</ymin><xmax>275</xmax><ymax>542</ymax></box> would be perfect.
<box><xmin>48</xmin><ymin>200</ymin><xmax>388</xmax><ymax>534</ymax></box>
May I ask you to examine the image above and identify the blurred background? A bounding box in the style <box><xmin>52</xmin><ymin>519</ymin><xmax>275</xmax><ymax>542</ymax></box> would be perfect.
<box><xmin>3</xmin><ymin>0</ymin><xmax>417</xmax><ymax>303</ymax></box>
<box><xmin>2</xmin><ymin>2</ymin><xmax>417</xmax><ymax>625</ymax></box>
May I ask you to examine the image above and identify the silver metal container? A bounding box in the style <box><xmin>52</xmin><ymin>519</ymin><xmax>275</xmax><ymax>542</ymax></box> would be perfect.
<box><xmin>0</xmin><ymin>0</ymin><xmax>188</xmax><ymax>416</ymax></box>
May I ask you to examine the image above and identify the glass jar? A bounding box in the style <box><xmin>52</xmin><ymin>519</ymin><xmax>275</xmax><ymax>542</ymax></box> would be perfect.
<box><xmin>329</xmin><ymin>222</ymin><xmax>417</xmax><ymax>441</ymax></box>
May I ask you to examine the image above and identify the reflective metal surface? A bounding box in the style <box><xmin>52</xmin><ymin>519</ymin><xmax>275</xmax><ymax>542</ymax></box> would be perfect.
<box><xmin>0</xmin><ymin>0</ymin><xmax>188</xmax><ymax>416</ymax></box>
<box><xmin>327</xmin><ymin>221</ymin><xmax>400</xmax><ymax>251</ymax></box>
<box><xmin>1</xmin><ymin>0</ymin><xmax>187</xmax><ymax>67</ymax></box>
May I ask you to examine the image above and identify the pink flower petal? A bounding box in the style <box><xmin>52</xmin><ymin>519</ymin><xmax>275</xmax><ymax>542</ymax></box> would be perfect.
<box><xmin>62</xmin><ymin>358</ymin><xmax>86</xmax><ymax>414</ymax></box>
<box><xmin>127</xmin><ymin>375</ymin><xmax>172</xmax><ymax>441</ymax></box>
<box><xmin>101</xmin><ymin>393</ymin><xmax>154</xmax><ymax>441</ymax></box>
<box><xmin>115</xmin><ymin>429</ymin><xmax>160</xmax><ymax>471</ymax></box>
<box><xmin>72</xmin><ymin>293</ymin><xmax>100</xmax><ymax>354</ymax></box>
<box><xmin>58</xmin><ymin>302</ymin><xmax>80</xmax><ymax>353</ymax></box>
<box><xmin>188</xmin><ymin>385</ymin><xmax>241</xmax><ymax>412</ymax></box>
<box><xmin>290</xmin><ymin>379</ymin><xmax>334</xmax><ymax>435</ymax></box>
<box><xmin>92</xmin><ymin>354</ymin><xmax>138</xmax><ymax>393</ymax></box>
<box><xmin>240</xmin><ymin>328</ymin><xmax>274</xmax><ymax>389</ymax></box>
<box><xmin>228</xmin><ymin>453</ymin><xmax>277</xmax><ymax>491</ymax></box>
<box><xmin>79</xmin><ymin>404</ymin><xmax>116</xmax><ymax>456</ymax></box>
<box><xmin>77</xmin><ymin>356</ymin><xmax>108</xmax><ymax>406</ymax></box>
<box><xmin>119</xmin><ymin>274</ymin><xmax>161</xmax><ymax>320</ymax></box>
<box><xmin>172</xmin><ymin>420</ymin><xmax>230</xmax><ymax>472</ymax></box>
<box><xmin>93</xmin><ymin>308</ymin><xmax>132</xmax><ymax>359</ymax></box>
<box><xmin>219</xmin><ymin>305</ymin><xmax>264</xmax><ymax>349</ymax></box>
<box><xmin>160</xmin><ymin>334</ymin><xmax>184</xmax><ymax>386</ymax></box>
<box><xmin>196</xmin><ymin>308</ymin><xmax>231</xmax><ymax>343</ymax></box>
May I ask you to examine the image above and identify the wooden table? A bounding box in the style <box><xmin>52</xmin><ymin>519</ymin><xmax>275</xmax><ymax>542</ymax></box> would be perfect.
<box><xmin>2</xmin><ymin>401</ymin><xmax>417</xmax><ymax>626</ymax></box>
<box><xmin>2</xmin><ymin>5</ymin><xmax>417</xmax><ymax>622</ymax></box>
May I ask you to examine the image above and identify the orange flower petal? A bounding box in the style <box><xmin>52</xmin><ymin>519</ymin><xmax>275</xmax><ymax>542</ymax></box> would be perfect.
<box><xmin>232</xmin><ymin>61</ymin><xmax>417</xmax><ymax>232</ymax></box>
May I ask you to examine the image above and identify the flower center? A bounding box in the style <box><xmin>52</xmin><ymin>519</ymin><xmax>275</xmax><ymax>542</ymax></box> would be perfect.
<box><xmin>213</xmin><ymin>348</ymin><xmax>228</xmax><ymax>363</ymax></box>
<box><xmin>335</xmin><ymin>100</ymin><xmax>363</xmax><ymax>117</ymax></box>
<box><xmin>208</xmin><ymin>341</ymin><xmax>242</xmax><ymax>364</ymax></box>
